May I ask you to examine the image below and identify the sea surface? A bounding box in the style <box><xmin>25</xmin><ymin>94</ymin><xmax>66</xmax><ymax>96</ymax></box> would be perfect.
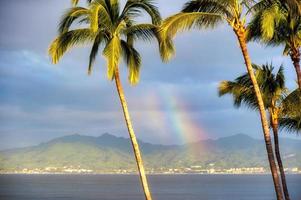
<box><xmin>0</xmin><ymin>174</ymin><xmax>300</xmax><ymax>200</ymax></box>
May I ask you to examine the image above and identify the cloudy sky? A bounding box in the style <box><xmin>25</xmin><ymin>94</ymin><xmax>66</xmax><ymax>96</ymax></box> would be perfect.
<box><xmin>0</xmin><ymin>0</ymin><xmax>299</xmax><ymax>149</ymax></box>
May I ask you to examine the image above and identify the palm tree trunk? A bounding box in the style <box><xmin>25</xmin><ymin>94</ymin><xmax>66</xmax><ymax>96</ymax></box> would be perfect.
<box><xmin>114</xmin><ymin>68</ymin><xmax>152</xmax><ymax>200</ymax></box>
<box><xmin>290</xmin><ymin>47</ymin><xmax>301</xmax><ymax>89</ymax></box>
<box><xmin>234</xmin><ymin>26</ymin><xmax>284</xmax><ymax>200</ymax></box>
<box><xmin>270</xmin><ymin>115</ymin><xmax>291</xmax><ymax>200</ymax></box>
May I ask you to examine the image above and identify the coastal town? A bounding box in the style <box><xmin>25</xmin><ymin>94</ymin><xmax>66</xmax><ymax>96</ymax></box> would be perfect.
<box><xmin>1</xmin><ymin>166</ymin><xmax>300</xmax><ymax>175</ymax></box>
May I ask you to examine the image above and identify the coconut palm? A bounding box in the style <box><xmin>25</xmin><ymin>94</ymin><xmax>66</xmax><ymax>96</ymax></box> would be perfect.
<box><xmin>219</xmin><ymin>63</ymin><xmax>301</xmax><ymax>200</ymax></box>
<box><xmin>247</xmin><ymin>0</ymin><xmax>301</xmax><ymax>89</ymax></box>
<box><xmin>159</xmin><ymin>0</ymin><xmax>283</xmax><ymax>199</ymax></box>
<box><xmin>48</xmin><ymin>1</ymin><xmax>161</xmax><ymax>199</ymax></box>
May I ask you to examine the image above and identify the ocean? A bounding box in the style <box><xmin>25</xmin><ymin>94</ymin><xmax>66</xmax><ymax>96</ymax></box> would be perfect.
<box><xmin>0</xmin><ymin>174</ymin><xmax>300</xmax><ymax>200</ymax></box>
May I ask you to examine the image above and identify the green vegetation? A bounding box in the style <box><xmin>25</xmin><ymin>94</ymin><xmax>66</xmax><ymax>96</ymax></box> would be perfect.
<box><xmin>247</xmin><ymin>0</ymin><xmax>301</xmax><ymax>88</ymax></box>
<box><xmin>1</xmin><ymin>134</ymin><xmax>300</xmax><ymax>172</ymax></box>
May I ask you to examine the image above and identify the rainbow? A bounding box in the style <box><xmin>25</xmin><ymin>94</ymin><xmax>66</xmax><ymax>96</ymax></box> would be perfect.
<box><xmin>145</xmin><ymin>87</ymin><xmax>208</xmax><ymax>153</ymax></box>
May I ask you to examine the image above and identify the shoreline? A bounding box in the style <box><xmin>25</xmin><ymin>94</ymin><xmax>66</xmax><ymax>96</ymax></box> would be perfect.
<box><xmin>1</xmin><ymin>172</ymin><xmax>301</xmax><ymax>175</ymax></box>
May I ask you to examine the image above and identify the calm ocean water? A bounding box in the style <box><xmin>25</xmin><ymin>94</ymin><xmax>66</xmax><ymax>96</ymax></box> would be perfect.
<box><xmin>0</xmin><ymin>174</ymin><xmax>300</xmax><ymax>200</ymax></box>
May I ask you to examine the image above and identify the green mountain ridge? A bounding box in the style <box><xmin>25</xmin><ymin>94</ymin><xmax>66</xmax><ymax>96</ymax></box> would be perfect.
<box><xmin>0</xmin><ymin>133</ymin><xmax>300</xmax><ymax>172</ymax></box>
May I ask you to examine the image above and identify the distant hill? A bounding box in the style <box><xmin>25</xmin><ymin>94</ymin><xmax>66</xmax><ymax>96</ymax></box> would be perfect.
<box><xmin>0</xmin><ymin>133</ymin><xmax>300</xmax><ymax>172</ymax></box>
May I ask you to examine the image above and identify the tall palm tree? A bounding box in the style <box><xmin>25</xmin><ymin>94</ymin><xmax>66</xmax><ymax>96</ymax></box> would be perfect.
<box><xmin>219</xmin><ymin>63</ymin><xmax>301</xmax><ymax>200</ymax></box>
<box><xmin>247</xmin><ymin>0</ymin><xmax>301</xmax><ymax>89</ymax></box>
<box><xmin>159</xmin><ymin>1</ymin><xmax>283</xmax><ymax>199</ymax></box>
<box><xmin>49</xmin><ymin>1</ymin><xmax>161</xmax><ymax>199</ymax></box>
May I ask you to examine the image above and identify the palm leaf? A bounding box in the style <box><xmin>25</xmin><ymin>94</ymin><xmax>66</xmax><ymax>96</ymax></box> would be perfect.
<box><xmin>122</xmin><ymin>0</ymin><xmax>161</xmax><ymax>25</ymax></box>
<box><xmin>260</xmin><ymin>3</ymin><xmax>285</xmax><ymax>41</ymax></box>
<box><xmin>59</xmin><ymin>7</ymin><xmax>89</xmax><ymax>34</ymax></box>
<box><xmin>71</xmin><ymin>0</ymin><xmax>79</xmax><ymax>6</ymax></box>
<box><xmin>121</xmin><ymin>40</ymin><xmax>141</xmax><ymax>84</ymax></box>
<box><xmin>182</xmin><ymin>0</ymin><xmax>233</xmax><ymax>19</ymax></box>
<box><xmin>160</xmin><ymin>12</ymin><xmax>221</xmax><ymax>43</ymax></box>
<box><xmin>88</xmin><ymin>34</ymin><xmax>105</xmax><ymax>75</ymax></box>
<box><xmin>102</xmin><ymin>35</ymin><xmax>122</xmax><ymax>80</ymax></box>
<box><xmin>124</xmin><ymin>24</ymin><xmax>157</xmax><ymax>42</ymax></box>
<box><xmin>49</xmin><ymin>28</ymin><xmax>95</xmax><ymax>64</ymax></box>
<box><xmin>90</xmin><ymin>2</ymin><xmax>101</xmax><ymax>32</ymax></box>
<box><xmin>71</xmin><ymin>0</ymin><xmax>93</xmax><ymax>6</ymax></box>
<box><xmin>159</xmin><ymin>36</ymin><xmax>175</xmax><ymax>62</ymax></box>
<box><xmin>279</xmin><ymin>116</ymin><xmax>301</xmax><ymax>133</ymax></box>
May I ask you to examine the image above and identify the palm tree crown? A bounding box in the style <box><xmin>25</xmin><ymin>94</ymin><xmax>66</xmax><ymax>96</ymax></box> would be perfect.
<box><xmin>219</xmin><ymin>63</ymin><xmax>301</xmax><ymax>132</ymax></box>
<box><xmin>159</xmin><ymin>0</ymin><xmax>256</xmax><ymax>61</ymax></box>
<box><xmin>247</xmin><ymin>0</ymin><xmax>301</xmax><ymax>88</ymax></box>
<box><xmin>49</xmin><ymin>0</ymin><xmax>161</xmax><ymax>85</ymax></box>
<box><xmin>219</xmin><ymin>64</ymin><xmax>286</xmax><ymax>110</ymax></box>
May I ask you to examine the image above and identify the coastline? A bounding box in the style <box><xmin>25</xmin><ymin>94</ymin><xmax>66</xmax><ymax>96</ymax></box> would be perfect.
<box><xmin>1</xmin><ymin>172</ymin><xmax>300</xmax><ymax>175</ymax></box>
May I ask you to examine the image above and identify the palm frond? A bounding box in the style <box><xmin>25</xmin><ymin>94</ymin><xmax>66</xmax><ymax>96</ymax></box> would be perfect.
<box><xmin>218</xmin><ymin>63</ymin><xmax>288</xmax><ymax>110</ymax></box>
<box><xmin>102</xmin><ymin>35</ymin><xmax>122</xmax><ymax>80</ymax></box>
<box><xmin>121</xmin><ymin>40</ymin><xmax>141</xmax><ymax>85</ymax></box>
<box><xmin>88</xmin><ymin>34</ymin><xmax>104</xmax><ymax>75</ymax></box>
<box><xmin>246</xmin><ymin>11</ymin><xmax>262</xmax><ymax>41</ymax></box>
<box><xmin>279</xmin><ymin>116</ymin><xmax>301</xmax><ymax>133</ymax></box>
<box><xmin>281</xmin><ymin>88</ymin><xmax>301</xmax><ymax>113</ymax></box>
<box><xmin>90</xmin><ymin>2</ymin><xmax>101</xmax><ymax>32</ymax></box>
<box><xmin>59</xmin><ymin>7</ymin><xmax>89</xmax><ymax>34</ymax></box>
<box><xmin>71</xmin><ymin>0</ymin><xmax>79</xmax><ymax>6</ymax></box>
<box><xmin>249</xmin><ymin>0</ymin><xmax>271</xmax><ymax>13</ymax></box>
<box><xmin>159</xmin><ymin>36</ymin><xmax>175</xmax><ymax>62</ymax></box>
<box><xmin>218</xmin><ymin>79</ymin><xmax>258</xmax><ymax>110</ymax></box>
<box><xmin>242</xmin><ymin>0</ymin><xmax>256</xmax><ymax>11</ymax></box>
<box><xmin>93</xmin><ymin>1</ymin><xmax>113</xmax><ymax>28</ymax></box>
<box><xmin>71</xmin><ymin>0</ymin><xmax>93</xmax><ymax>6</ymax></box>
<box><xmin>248</xmin><ymin>0</ymin><xmax>300</xmax><ymax>48</ymax></box>
<box><xmin>182</xmin><ymin>0</ymin><xmax>233</xmax><ymax>19</ymax></box>
<box><xmin>160</xmin><ymin>12</ymin><xmax>213</xmax><ymax>61</ymax></box>
<box><xmin>102</xmin><ymin>0</ymin><xmax>120</xmax><ymax>23</ymax></box>
<box><xmin>122</xmin><ymin>0</ymin><xmax>161</xmax><ymax>25</ymax></box>
<box><xmin>124</xmin><ymin>24</ymin><xmax>157</xmax><ymax>42</ymax></box>
<box><xmin>275</xmin><ymin>65</ymin><xmax>285</xmax><ymax>88</ymax></box>
<box><xmin>260</xmin><ymin>3</ymin><xmax>285</xmax><ymax>41</ymax></box>
<box><xmin>49</xmin><ymin>28</ymin><xmax>96</xmax><ymax>64</ymax></box>
<box><xmin>160</xmin><ymin>12</ymin><xmax>222</xmax><ymax>42</ymax></box>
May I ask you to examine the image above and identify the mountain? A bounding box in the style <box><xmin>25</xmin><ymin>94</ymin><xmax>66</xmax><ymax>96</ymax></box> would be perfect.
<box><xmin>0</xmin><ymin>134</ymin><xmax>300</xmax><ymax>173</ymax></box>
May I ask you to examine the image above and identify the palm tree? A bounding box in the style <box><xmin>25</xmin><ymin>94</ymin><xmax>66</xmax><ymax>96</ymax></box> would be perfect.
<box><xmin>159</xmin><ymin>1</ymin><xmax>283</xmax><ymax>199</ymax></box>
<box><xmin>247</xmin><ymin>0</ymin><xmax>301</xmax><ymax>89</ymax></box>
<box><xmin>219</xmin><ymin>63</ymin><xmax>301</xmax><ymax>200</ymax></box>
<box><xmin>48</xmin><ymin>1</ymin><xmax>161</xmax><ymax>199</ymax></box>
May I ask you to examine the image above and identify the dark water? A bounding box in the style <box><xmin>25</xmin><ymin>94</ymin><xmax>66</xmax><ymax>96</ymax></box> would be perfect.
<box><xmin>0</xmin><ymin>174</ymin><xmax>300</xmax><ymax>200</ymax></box>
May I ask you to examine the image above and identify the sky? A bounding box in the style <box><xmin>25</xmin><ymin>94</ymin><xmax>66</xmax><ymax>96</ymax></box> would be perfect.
<box><xmin>0</xmin><ymin>0</ymin><xmax>299</xmax><ymax>150</ymax></box>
